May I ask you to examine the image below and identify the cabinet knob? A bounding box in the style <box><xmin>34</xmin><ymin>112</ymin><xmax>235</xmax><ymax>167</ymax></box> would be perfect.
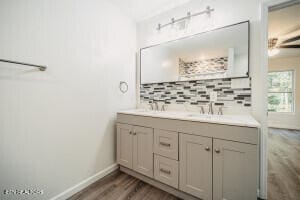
<box><xmin>215</xmin><ymin>149</ymin><xmax>221</xmax><ymax>153</ymax></box>
<box><xmin>133</xmin><ymin>132</ymin><xmax>136</xmax><ymax>135</ymax></box>
<box><xmin>129</xmin><ymin>131</ymin><xmax>132</xmax><ymax>135</ymax></box>
<box><xmin>205</xmin><ymin>146</ymin><xmax>210</xmax><ymax>151</ymax></box>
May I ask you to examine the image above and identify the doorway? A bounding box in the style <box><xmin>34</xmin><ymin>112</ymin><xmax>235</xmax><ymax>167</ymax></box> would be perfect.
<box><xmin>267</xmin><ymin>1</ymin><xmax>300</xmax><ymax>199</ymax></box>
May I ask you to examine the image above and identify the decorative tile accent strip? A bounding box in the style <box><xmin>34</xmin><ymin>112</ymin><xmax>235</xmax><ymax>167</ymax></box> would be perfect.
<box><xmin>140</xmin><ymin>78</ymin><xmax>251</xmax><ymax>107</ymax></box>
<box><xmin>179</xmin><ymin>57</ymin><xmax>228</xmax><ymax>75</ymax></box>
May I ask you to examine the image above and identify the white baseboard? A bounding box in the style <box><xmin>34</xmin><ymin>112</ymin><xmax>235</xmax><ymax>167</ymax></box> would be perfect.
<box><xmin>50</xmin><ymin>163</ymin><xmax>119</xmax><ymax>200</ymax></box>
<box><xmin>268</xmin><ymin>124</ymin><xmax>300</xmax><ymax>131</ymax></box>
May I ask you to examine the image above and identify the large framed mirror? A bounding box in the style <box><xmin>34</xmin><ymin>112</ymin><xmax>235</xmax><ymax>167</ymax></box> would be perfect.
<box><xmin>140</xmin><ymin>21</ymin><xmax>249</xmax><ymax>84</ymax></box>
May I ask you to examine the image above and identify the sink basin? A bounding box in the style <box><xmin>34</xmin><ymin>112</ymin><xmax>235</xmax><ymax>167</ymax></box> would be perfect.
<box><xmin>186</xmin><ymin>114</ymin><xmax>214</xmax><ymax>119</ymax></box>
<box><xmin>135</xmin><ymin>109</ymin><xmax>161</xmax><ymax>114</ymax></box>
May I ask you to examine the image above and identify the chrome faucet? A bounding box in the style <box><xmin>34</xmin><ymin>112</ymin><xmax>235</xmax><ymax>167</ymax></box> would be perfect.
<box><xmin>149</xmin><ymin>101</ymin><xmax>159</xmax><ymax>111</ymax></box>
<box><xmin>208</xmin><ymin>102</ymin><xmax>214</xmax><ymax>115</ymax></box>
<box><xmin>217</xmin><ymin>106</ymin><xmax>223</xmax><ymax>115</ymax></box>
<box><xmin>149</xmin><ymin>103</ymin><xmax>154</xmax><ymax>110</ymax></box>
<box><xmin>199</xmin><ymin>105</ymin><xmax>205</xmax><ymax>114</ymax></box>
<box><xmin>161</xmin><ymin>104</ymin><xmax>167</xmax><ymax>111</ymax></box>
<box><xmin>153</xmin><ymin>102</ymin><xmax>159</xmax><ymax>111</ymax></box>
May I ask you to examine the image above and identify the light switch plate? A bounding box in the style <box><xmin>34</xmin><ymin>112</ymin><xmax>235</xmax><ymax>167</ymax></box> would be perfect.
<box><xmin>210</xmin><ymin>91</ymin><xmax>217</xmax><ymax>102</ymax></box>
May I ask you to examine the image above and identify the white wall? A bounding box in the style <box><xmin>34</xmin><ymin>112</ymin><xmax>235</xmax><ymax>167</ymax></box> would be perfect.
<box><xmin>0</xmin><ymin>0</ymin><xmax>136</xmax><ymax>199</ymax></box>
<box><xmin>137</xmin><ymin>0</ymin><xmax>267</xmax><ymax>197</ymax></box>
<box><xmin>268</xmin><ymin>56</ymin><xmax>300</xmax><ymax>130</ymax></box>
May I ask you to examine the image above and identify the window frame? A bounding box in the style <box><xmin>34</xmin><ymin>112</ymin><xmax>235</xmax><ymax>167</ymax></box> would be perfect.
<box><xmin>267</xmin><ymin>69</ymin><xmax>295</xmax><ymax>113</ymax></box>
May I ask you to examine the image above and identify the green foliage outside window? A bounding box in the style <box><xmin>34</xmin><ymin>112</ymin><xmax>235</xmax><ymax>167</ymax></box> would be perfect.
<box><xmin>267</xmin><ymin>71</ymin><xmax>293</xmax><ymax>112</ymax></box>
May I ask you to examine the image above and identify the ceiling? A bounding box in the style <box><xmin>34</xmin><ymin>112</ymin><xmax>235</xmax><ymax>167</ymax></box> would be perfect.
<box><xmin>109</xmin><ymin>0</ymin><xmax>191</xmax><ymax>21</ymax></box>
<box><xmin>268</xmin><ymin>3</ymin><xmax>300</xmax><ymax>58</ymax></box>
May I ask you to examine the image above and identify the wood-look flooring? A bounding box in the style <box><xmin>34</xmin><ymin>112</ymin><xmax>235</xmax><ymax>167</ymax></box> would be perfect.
<box><xmin>268</xmin><ymin>128</ymin><xmax>300</xmax><ymax>200</ymax></box>
<box><xmin>68</xmin><ymin>170</ymin><xmax>181</xmax><ymax>200</ymax></box>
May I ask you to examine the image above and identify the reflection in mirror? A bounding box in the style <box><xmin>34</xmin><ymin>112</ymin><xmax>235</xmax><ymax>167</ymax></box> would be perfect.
<box><xmin>141</xmin><ymin>21</ymin><xmax>249</xmax><ymax>84</ymax></box>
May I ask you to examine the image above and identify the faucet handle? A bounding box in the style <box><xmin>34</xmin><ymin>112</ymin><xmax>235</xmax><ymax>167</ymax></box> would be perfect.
<box><xmin>161</xmin><ymin>104</ymin><xmax>167</xmax><ymax>111</ymax></box>
<box><xmin>217</xmin><ymin>106</ymin><xmax>223</xmax><ymax>115</ymax></box>
<box><xmin>199</xmin><ymin>105</ymin><xmax>205</xmax><ymax>114</ymax></box>
<box><xmin>148</xmin><ymin>102</ymin><xmax>154</xmax><ymax>110</ymax></box>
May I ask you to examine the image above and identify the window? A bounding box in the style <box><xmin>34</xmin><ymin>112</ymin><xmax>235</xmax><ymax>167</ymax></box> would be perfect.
<box><xmin>268</xmin><ymin>70</ymin><xmax>294</xmax><ymax>112</ymax></box>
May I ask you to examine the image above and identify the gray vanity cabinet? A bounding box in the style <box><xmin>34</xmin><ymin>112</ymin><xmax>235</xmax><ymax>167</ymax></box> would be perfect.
<box><xmin>213</xmin><ymin>139</ymin><xmax>258</xmax><ymax>200</ymax></box>
<box><xmin>117</xmin><ymin>113</ymin><xmax>259</xmax><ymax>200</ymax></box>
<box><xmin>117</xmin><ymin>123</ymin><xmax>154</xmax><ymax>178</ymax></box>
<box><xmin>179</xmin><ymin>133</ymin><xmax>213</xmax><ymax>200</ymax></box>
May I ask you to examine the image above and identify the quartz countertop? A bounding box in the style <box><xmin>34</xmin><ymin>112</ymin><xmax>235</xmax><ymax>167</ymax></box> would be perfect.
<box><xmin>117</xmin><ymin>109</ymin><xmax>260</xmax><ymax>128</ymax></box>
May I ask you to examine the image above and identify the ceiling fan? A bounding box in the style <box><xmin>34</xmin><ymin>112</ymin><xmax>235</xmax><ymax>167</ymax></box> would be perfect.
<box><xmin>268</xmin><ymin>25</ymin><xmax>300</xmax><ymax>56</ymax></box>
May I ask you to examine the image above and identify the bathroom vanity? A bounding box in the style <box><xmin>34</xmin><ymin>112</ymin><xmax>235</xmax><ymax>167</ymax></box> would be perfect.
<box><xmin>116</xmin><ymin>109</ymin><xmax>260</xmax><ymax>200</ymax></box>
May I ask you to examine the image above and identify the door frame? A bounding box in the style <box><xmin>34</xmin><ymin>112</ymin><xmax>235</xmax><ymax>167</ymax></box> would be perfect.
<box><xmin>259</xmin><ymin>0</ymin><xmax>299</xmax><ymax>199</ymax></box>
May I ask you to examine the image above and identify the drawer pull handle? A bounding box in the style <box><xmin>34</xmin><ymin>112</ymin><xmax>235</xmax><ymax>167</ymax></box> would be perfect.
<box><xmin>160</xmin><ymin>168</ymin><xmax>171</xmax><ymax>174</ymax></box>
<box><xmin>215</xmin><ymin>149</ymin><xmax>221</xmax><ymax>153</ymax></box>
<box><xmin>205</xmin><ymin>146</ymin><xmax>210</xmax><ymax>151</ymax></box>
<box><xmin>159</xmin><ymin>142</ymin><xmax>171</xmax><ymax>147</ymax></box>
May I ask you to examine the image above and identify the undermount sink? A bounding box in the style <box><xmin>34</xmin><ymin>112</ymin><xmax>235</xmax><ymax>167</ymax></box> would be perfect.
<box><xmin>186</xmin><ymin>113</ymin><xmax>237</xmax><ymax>121</ymax></box>
<box><xmin>135</xmin><ymin>110</ymin><xmax>229</xmax><ymax>120</ymax></box>
<box><xmin>135</xmin><ymin>109</ymin><xmax>160</xmax><ymax>114</ymax></box>
<box><xmin>186</xmin><ymin>114</ymin><xmax>215</xmax><ymax>119</ymax></box>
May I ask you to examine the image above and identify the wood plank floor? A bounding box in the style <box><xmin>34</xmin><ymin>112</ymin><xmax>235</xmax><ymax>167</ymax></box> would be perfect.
<box><xmin>268</xmin><ymin>128</ymin><xmax>300</xmax><ymax>200</ymax></box>
<box><xmin>68</xmin><ymin>170</ymin><xmax>181</xmax><ymax>200</ymax></box>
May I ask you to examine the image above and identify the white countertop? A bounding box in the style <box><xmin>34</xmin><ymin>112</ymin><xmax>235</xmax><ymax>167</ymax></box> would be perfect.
<box><xmin>117</xmin><ymin>109</ymin><xmax>260</xmax><ymax>128</ymax></box>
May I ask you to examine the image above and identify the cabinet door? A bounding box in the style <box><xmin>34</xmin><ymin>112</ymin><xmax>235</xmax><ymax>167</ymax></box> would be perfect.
<box><xmin>179</xmin><ymin>133</ymin><xmax>212</xmax><ymax>200</ymax></box>
<box><xmin>133</xmin><ymin>126</ymin><xmax>154</xmax><ymax>178</ymax></box>
<box><xmin>117</xmin><ymin>123</ymin><xmax>133</xmax><ymax>169</ymax></box>
<box><xmin>213</xmin><ymin>139</ymin><xmax>258</xmax><ymax>200</ymax></box>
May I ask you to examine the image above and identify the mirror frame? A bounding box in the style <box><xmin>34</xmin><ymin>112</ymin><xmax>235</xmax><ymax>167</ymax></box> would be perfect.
<box><xmin>140</xmin><ymin>20</ymin><xmax>250</xmax><ymax>84</ymax></box>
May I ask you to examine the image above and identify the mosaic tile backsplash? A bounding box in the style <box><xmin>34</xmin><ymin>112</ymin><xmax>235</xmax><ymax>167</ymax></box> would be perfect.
<box><xmin>140</xmin><ymin>78</ymin><xmax>251</xmax><ymax>107</ymax></box>
<box><xmin>179</xmin><ymin>57</ymin><xmax>228</xmax><ymax>76</ymax></box>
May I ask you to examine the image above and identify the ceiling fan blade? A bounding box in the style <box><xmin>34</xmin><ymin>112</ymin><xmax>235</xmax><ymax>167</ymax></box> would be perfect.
<box><xmin>280</xmin><ymin>35</ymin><xmax>300</xmax><ymax>44</ymax></box>
<box><xmin>278</xmin><ymin>44</ymin><xmax>300</xmax><ymax>48</ymax></box>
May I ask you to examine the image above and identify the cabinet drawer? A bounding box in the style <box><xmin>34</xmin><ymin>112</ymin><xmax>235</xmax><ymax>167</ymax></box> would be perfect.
<box><xmin>154</xmin><ymin>129</ymin><xmax>178</xmax><ymax>160</ymax></box>
<box><xmin>154</xmin><ymin>154</ymin><xmax>179</xmax><ymax>189</ymax></box>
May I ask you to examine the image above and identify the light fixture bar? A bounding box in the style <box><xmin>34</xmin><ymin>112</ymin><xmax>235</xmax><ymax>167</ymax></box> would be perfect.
<box><xmin>157</xmin><ymin>6</ymin><xmax>214</xmax><ymax>31</ymax></box>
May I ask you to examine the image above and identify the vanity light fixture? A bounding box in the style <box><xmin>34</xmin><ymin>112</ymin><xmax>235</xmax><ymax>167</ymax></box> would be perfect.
<box><xmin>156</xmin><ymin>6</ymin><xmax>214</xmax><ymax>31</ymax></box>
